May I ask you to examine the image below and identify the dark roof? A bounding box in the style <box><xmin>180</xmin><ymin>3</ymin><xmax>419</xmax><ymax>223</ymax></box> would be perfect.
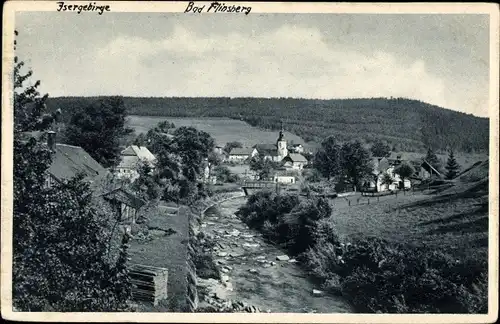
<box><xmin>229</xmin><ymin>147</ymin><xmax>255</xmax><ymax>156</ymax></box>
<box><xmin>387</xmin><ymin>152</ymin><xmax>410</xmax><ymax>161</ymax></box>
<box><xmin>49</xmin><ymin>144</ymin><xmax>107</xmax><ymax>183</ymax></box>
<box><xmin>254</xmin><ymin>143</ymin><xmax>277</xmax><ymax>151</ymax></box>
<box><xmin>102</xmin><ymin>187</ymin><xmax>146</xmax><ymax>209</ymax></box>
<box><xmin>254</xmin><ymin>143</ymin><xmax>278</xmax><ymax>156</ymax></box>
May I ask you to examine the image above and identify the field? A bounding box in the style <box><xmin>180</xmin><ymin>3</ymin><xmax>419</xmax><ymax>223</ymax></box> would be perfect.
<box><xmin>327</xmin><ymin>163</ymin><xmax>489</xmax><ymax>260</ymax></box>
<box><xmin>127</xmin><ymin>115</ymin><xmax>317</xmax><ymax>150</ymax></box>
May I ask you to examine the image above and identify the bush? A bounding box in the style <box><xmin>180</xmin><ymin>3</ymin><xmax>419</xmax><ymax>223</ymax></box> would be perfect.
<box><xmin>192</xmin><ymin>233</ymin><xmax>220</xmax><ymax>280</ymax></box>
<box><xmin>328</xmin><ymin>238</ymin><xmax>487</xmax><ymax>313</ymax></box>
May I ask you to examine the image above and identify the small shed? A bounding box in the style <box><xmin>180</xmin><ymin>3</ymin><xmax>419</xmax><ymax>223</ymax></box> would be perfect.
<box><xmin>420</xmin><ymin>160</ymin><xmax>443</xmax><ymax>179</ymax></box>
<box><xmin>103</xmin><ymin>187</ymin><xmax>146</xmax><ymax>223</ymax></box>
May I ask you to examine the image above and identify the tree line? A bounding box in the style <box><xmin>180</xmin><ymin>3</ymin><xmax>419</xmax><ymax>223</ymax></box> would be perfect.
<box><xmin>46</xmin><ymin>96</ymin><xmax>490</xmax><ymax>153</ymax></box>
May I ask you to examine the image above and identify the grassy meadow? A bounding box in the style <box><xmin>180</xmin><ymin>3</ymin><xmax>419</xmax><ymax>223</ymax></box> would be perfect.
<box><xmin>329</xmin><ymin>190</ymin><xmax>488</xmax><ymax>260</ymax></box>
<box><xmin>126</xmin><ymin>115</ymin><xmax>317</xmax><ymax>150</ymax></box>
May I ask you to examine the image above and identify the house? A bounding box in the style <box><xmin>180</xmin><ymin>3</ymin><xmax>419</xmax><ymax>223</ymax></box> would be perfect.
<box><xmin>228</xmin><ymin>147</ymin><xmax>258</xmax><ymax>162</ymax></box>
<box><xmin>102</xmin><ymin>187</ymin><xmax>146</xmax><ymax>224</ymax></box>
<box><xmin>27</xmin><ymin>131</ymin><xmax>108</xmax><ymax>188</ymax></box>
<box><xmin>289</xmin><ymin>143</ymin><xmax>304</xmax><ymax>154</ymax></box>
<box><xmin>386</xmin><ymin>152</ymin><xmax>410</xmax><ymax>166</ymax></box>
<box><xmin>282</xmin><ymin>153</ymin><xmax>308</xmax><ymax>170</ymax></box>
<box><xmin>271</xmin><ymin>169</ymin><xmax>297</xmax><ymax>185</ymax></box>
<box><xmin>369</xmin><ymin>156</ymin><xmax>411</xmax><ymax>192</ymax></box>
<box><xmin>201</xmin><ymin>159</ymin><xmax>217</xmax><ymax>184</ymax></box>
<box><xmin>116</xmin><ymin>145</ymin><xmax>157</xmax><ymax>181</ymax></box>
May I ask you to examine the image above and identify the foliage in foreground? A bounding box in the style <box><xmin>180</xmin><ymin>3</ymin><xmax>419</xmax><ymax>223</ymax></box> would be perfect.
<box><xmin>13</xmin><ymin>139</ymin><xmax>131</xmax><ymax>311</ymax></box>
<box><xmin>13</xmin><ymin>31</ymin><xmax>131</xmax><ymax>311</ymax></box>
<box><xmin>305</xmin><ymin>232</ymin><xmax>488</xmax><ymax>313</ymax></box>
<box><xmin>237</xmin><ymin>192</ymin><xmax>488</xmax><ymax>314</ymax></box>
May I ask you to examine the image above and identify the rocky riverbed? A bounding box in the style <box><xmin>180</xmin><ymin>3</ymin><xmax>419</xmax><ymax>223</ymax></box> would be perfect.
<box><xmin>195</xmin><ymin>197</ymin><xmax>352</xmax><ymax>313</ymax></box>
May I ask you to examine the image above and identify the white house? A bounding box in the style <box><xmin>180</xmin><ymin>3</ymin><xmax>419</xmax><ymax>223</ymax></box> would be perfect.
<box><xmin>116</xmin><ymin>145</ymin><xmax>157</xmax><ymax>181</ymax></box>
<box><xmin>272</xmin><ymin>174</ymin><xmax>296</xmax><ymax>185</ymax></box>
<box><xmin>228</xmin><ymin>147</ymin><xmax>258</xmax><ymax>162</ymax></box>
<box><xmin>282</xmin><ymin>153</ymin><xmax>308</xmax><ymax>170</ymax></box>
<box><xmin>370</xmin><ymin>157</ymin><xmax>411</xmax><ymax>192</ymax></box>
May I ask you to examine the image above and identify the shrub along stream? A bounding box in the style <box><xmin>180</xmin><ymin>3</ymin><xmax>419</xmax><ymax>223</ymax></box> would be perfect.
<box><xmin>236</xmin><ymin>191</ymin><xmax>488</xmax><ymax>313</ymax></box>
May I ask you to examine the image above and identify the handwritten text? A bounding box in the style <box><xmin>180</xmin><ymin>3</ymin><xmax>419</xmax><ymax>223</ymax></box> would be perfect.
<box><xmin>184</xmin><ymin>2</ymin><xmax>252</xmax><ymax>15</ymax></box>
<box><xmin>56</xmin><ymin>2</ymin><xmax>111</xmax><ymax>15</ymax></box>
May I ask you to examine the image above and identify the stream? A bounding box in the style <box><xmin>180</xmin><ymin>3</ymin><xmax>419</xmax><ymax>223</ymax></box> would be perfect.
<box><xmin>196</xmin><ymin>196</ymin><xmax>352</xmax><ymax>313</ymax></box>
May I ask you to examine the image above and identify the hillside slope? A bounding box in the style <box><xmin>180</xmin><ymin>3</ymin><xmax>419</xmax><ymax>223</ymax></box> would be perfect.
<box><xmin>331</xmin><ymin>161</ymin><xmax>489</xmax><ymax>261</ymax></box>
<box><xmin>46</xmin><ymin>96</ymin><xmax>489</xmax><ymax>153</ymax></box>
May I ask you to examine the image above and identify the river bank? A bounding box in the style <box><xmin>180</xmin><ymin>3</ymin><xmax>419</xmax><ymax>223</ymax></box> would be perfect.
<box><xmin>192</xmin><ymin>197</ymin><xmax>352</xmax><ymax>313</ymax></box>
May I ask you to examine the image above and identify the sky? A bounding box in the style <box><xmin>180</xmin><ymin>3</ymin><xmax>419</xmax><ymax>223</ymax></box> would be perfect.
<box><xmin>15</xmin><ymin>12</ymin><xmax>490</xmax><ymax>117</ymax></box>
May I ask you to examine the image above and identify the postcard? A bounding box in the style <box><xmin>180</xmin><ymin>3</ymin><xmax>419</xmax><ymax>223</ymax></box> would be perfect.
<box><xmin>1</xmin><ymin>1</ymin><xmax>498</xmax><ymax>323</ymax></box>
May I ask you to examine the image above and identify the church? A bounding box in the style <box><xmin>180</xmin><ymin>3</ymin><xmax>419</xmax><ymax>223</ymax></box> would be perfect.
<box><xmin>253</xmin><ymin>127</ymin><xmax>308</xmax><ymax>170</ymax></box>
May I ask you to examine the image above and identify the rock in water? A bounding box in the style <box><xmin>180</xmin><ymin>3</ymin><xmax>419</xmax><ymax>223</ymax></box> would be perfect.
<box><xmin>276</xmin><ymin>255</ymin><xmax>290</xmax><ymax>261</ymax></box>
<box><xmin>248</xmin><ymin>268</ymin><xmax>258</xmax><ymax>274</ymax></box>
<box><xmin>312</xmin><ymin>289</ymin><xmax>324</xmax><ymax>297</ymax></box>
<box><xmin>243</xmin><ymin>243</ymin><xmax>259</xmax><ymax>248</ymax></box>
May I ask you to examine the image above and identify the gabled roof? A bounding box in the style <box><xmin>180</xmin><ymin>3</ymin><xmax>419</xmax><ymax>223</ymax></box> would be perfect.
<box><xmin>254</xmin><ymin>143</ymin><xmax>277</xmax><ymax>151</ymax></box>
<box><xmin>229</xmin><ymin>147</ymin><xmax>255</xmax><ymax>156</ymax></box>
<box><xmin>121</xmin><ymin>145</ymin><xmax>156</xmax><ymax>161</ymax></box>
<box><xmin>49</xmin><ymin>144</ymin><xmax>107</xmax><ymax>183</ymax></box>
<box><xmin>372</xmin><ymin>157</ymin><xmax>391</xmax><ymax>173</ymax></box>
<box><xmin>102</xmin><ymin>187</ymin><xmax>146</xmax><ymax>209</ymax></box>
<box><xmin>284</xmin><ymin>153</ymin><xmax>308</xmax><ymax>163</ymax></box>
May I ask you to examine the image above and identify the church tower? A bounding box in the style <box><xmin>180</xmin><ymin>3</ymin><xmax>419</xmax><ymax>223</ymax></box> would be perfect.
<box><xmin>276</xmin><ymin>121</ymin><xmax>288</xmax><ymax>159</ymax></box>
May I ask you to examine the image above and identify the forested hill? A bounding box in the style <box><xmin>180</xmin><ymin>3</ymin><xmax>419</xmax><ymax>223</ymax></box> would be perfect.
<box><xmin>46</xmin><ymin>97</ymin><xmax>489</xmax><ymax>153</ymax></box>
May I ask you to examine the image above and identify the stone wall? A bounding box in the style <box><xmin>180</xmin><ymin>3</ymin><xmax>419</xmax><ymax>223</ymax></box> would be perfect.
<box><xmin>185</xmin><ymin>190</ymin><xmax>245</xmax><ymax>312</ymax></box>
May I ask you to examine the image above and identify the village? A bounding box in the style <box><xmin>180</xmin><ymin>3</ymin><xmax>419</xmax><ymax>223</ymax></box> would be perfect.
<box><xmin>9</xmin><ymin>8</ymin><xmax>492</xmax><ymax>318</ymax></box>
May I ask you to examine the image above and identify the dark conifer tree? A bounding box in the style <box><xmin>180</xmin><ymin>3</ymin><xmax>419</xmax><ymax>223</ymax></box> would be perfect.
<box><xmin>445</xmin><ymin>150</ymin><xmax>460</xmax><ymax>179</ymax></box>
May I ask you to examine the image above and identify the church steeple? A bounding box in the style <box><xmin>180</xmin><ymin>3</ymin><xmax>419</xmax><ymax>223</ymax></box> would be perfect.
<box><xmin>277</xmin><ymin>120</ymin><xmax>288</xmax><ymax>158</ymax></box>
<box><xmin>277</xmin><ymin>120</ymin><xmax>285</xmax><ymax>141</ymax></box>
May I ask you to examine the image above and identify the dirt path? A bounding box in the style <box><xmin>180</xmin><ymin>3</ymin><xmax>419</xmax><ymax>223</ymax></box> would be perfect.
<box><xmin>197</xmin><ymin>197</ymin><xmax>352</xmax><ymax>313</ymax></box>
